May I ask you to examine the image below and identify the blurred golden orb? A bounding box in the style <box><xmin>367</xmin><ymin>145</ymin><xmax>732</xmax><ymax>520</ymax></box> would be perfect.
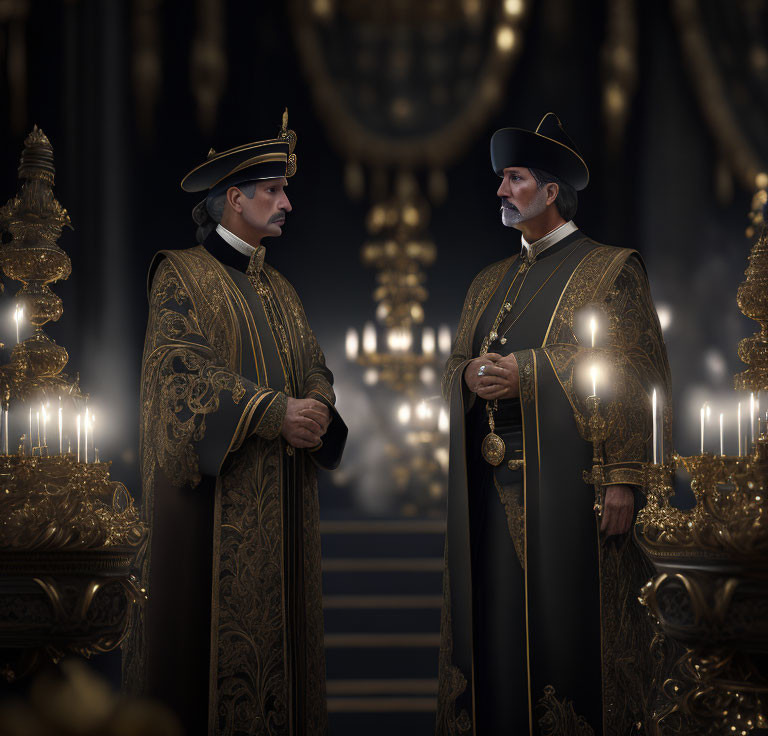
<box><xmin>496</xmin><ymin>26</ymin><xmax>516</xmax><ymax>52</ymax></box>
<box><xmin>504</xmin><ymin>0</ymin><xmax>524</xmax><ymax>16</ymax></box>
<box><xmin>756</xmin><ymin>172</ymin><xmax>768</xmax><ymax>189</ymax></box>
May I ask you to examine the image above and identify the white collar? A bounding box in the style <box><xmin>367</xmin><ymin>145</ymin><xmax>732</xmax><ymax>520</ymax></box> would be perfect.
<box><xmin>520</xmin><ymin>220</ymin><xmax>577</xmax><ymax>260</ymax></box>
<box><xmin>216</xmin><ymin>224</ymin><xmax>257</xmax><ymax>256</ymax></box>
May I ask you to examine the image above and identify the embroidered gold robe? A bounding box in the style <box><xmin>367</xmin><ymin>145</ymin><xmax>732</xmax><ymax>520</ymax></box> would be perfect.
<box><xmin>123</xmin><ymin>231</ymin><xmax>347</xmax><ymax>736</ymax></box>
<box><xmin>436</xmin><ymin>230</ymin><xmax>671</xmax><ymax>735</ymax></box>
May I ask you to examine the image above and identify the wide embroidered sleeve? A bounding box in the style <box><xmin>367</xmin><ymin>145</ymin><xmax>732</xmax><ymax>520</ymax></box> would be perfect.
<box><xmin>599</xmin><ymin>255</ymin><xmax>671</xmax><ymax>486</ymax></box>
<box><xmin>540</xmin><ymin>250</ymin><xmax>671</xmax><ymax>489</ymax></box>
<box><xmin>140</xmin><ymin>257</ymin><xmax>287</xmax><ymax>488</ymax></box>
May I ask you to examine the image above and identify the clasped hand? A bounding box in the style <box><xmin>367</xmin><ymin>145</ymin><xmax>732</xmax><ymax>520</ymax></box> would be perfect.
<box><xmin>281</xmin><ymin>397</ymin><xmax>331</xmax><ymax>449</ymax></box>
<box><xmin>464</xmin><ymin>352</ymin><xmax>520</xmax><ymax>400</ymax></box>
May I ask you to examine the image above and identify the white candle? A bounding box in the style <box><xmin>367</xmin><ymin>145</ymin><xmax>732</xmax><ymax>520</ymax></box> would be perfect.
<box><xmin>3</xmin><ymin>407</ymin><xmax>7</xmax><ymax>455</ymax></box>
<box><xmin>751</xmin><ymin>392</ymin><xmax>756</xmax><ymax>448</ymax></box>
<box><xmin>58</xmin><ymin>399</ymin><xmax>63</xmax><ymax>455</ymax></box>
<box><xmin>41</xmin><ymin>404</ymin><xmax>47</xmax><ymax>447</ymax></box>
<box><xmin>590</xmin><ymin>316</ymin><xmax>597</xmax><ymax>348</ymax></box>
<box><xmin>91</xmin><ymin>414</ymin><xmax>95</xmax><ymax>461</ymax></box>
<box><xmin>590</xmin><ymin>364</ymin><xmax>598</xmax><ymax>397</ymax></box>
<box><xmin>652</xmin><ymin>389</ymin><xmax>658</xmax><ymax>464</ymax></box>
<box><xmin>345</xmin><ymin>328</ymin><xmax>359</xmax><ymax>360</ymax></box>
<box><xmin>28</xmin><ymin>407</ymin><xmax>32</xmax><ymax>453</ymax></box>
<box><xmin>720</xmin><ymin>413</ymin><xmax>724</xmax><ymax>456</ymax></box>
<box><xmin>13</xmin><ymin>305</ymin><xmax>22</xmax><ymax>344</ymax></box>
<box><xmin>738</xmin><ymin>402</ymin><xmax>742</xmax><ymax>456</ymax></box>
<box><xmin>422</xmin><ymin>327</ymin><xmax>436</xmax><ymax>356</ymax></box>
<box><xmin>700</xmin><ymin>405</ymin><xmax>705</xmax><ymax>454</ymax></box>
<box><xmin>84</xmin><ymin>408</ymin><xmax>89</xmax><ymax>464</ymax></box>
<box><xmin>36</xmin><ymin>411</ymin><xmax>39</xmax><ymax>450</ymax></box>
<box><xmin>76</xmin><ymin>414</ymin><xmax>81</xmax><ymax>463</ymax></box>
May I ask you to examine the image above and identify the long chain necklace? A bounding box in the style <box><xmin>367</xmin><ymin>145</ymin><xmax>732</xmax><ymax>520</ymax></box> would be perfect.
<box><xmin>480</xmin><ymin>241</ymin><xmax>582</xmax><ymax>466</ymax></box>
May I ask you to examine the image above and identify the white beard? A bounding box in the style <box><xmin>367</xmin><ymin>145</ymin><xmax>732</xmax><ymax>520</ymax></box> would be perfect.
<box><xmin>500</xmin><ymin>188</ymin><xmax>549</xmax><ymax>227</ymax></box>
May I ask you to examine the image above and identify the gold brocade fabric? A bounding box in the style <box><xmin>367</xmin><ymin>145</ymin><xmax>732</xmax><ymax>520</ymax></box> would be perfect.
<box><xmin>124</xmin><ymin>245</ymin><xmax>335</xmax><ymax>735</ymax></box>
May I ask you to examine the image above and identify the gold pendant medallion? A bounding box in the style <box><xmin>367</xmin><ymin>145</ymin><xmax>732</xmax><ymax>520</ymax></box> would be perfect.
<box><xmin>481</xmin><ymin>431</ymin><xmax>506</xmax><ymax>466</ymax></box>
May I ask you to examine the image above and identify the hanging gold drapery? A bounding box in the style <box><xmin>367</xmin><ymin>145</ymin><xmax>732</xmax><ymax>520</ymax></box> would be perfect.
<box><xmin>190</xmin><ymin>0</ymin><xmax>226</xmax><ymax>133</ymax></box>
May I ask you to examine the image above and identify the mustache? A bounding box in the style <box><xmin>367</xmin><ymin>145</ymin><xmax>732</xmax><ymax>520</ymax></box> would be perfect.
<box><xmin>269</xmin><ymin>211</ymin><xmax>287</xmax><ymax>223</ymax></box>
<box><xmin>500</xmin><ymin>200</ymin><xmax>518</xmax><ymax>212</ymax></box>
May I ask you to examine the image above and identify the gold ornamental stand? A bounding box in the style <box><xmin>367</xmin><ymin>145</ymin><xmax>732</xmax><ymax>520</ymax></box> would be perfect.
<box><xmin>0</xmin><ymin>128</ymin><xmax>147</xmax><ymax>681</ymax></box>
<box><xmin>632</xmin><ymin>192</ymin><xmax>768</xmax><ymax>734</ymax></box>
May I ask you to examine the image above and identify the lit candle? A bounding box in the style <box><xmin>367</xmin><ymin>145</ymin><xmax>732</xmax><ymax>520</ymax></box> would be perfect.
<box><xmin>700</xmin><ymin>404</ymin><xmax>706</xmax><ymax>454</ymax></box>
<box><xmin>345</xmin><ymin>328</ymin><xmax>359</xmax><ymax>360</ymax></box>
<box><xmin>720</xmin><ymin>413</ymin><xmax>724</xmax><ymax>456</ymax></box>
<box><xmin>3</xmin><ymin>406</ymin><xmax>7</xmax><ymax>455</ymax></box>
<box><xmin>91</xmin><ymin>413</ymin><xmax>96</xmax><ymax>461</ymax></box>
<box><xmin>422</xmin><ymin>327</ymin><xmax>436</xmax><ymax>356</ymax></box>
<box><xmin>76</xmin><ymin>414</ymin><xmax>81</xmax><ymax>463</ymax></box>
<box><xmin>84</xmin><ymin>408</ymin><xmax>89</xmax><ymax>464</ymax></box>
<box><xmin>362</xmin><ymin>322</ymin><xmax>376</xmax><ymax>354</ymax></box>
<box><xmin>590</xmin><ymin>364</ymin><xmax>599</xmax><ymax>397</ymax></box>
<box><xmin>41</xmin><ymin>403</ymin><xmax>47</xmax><ymax>447</ymax></box>
<box><xmin>36</xmin><ymin>411</ymin><xmax>39</xmax><ymax>450</ymax></box>
<box><xmin>652</xmin><ymin>389</ymin><xmax>658</xmax><ymax>464</ymax></box>
<box><xmin>590</xmin><ymin>316</ymin><xmax>597</xmax><ymax>348</ymax></box>
<box><xmin>13</xmin><ymin>305</ymin><xmax>23</xmax><ymax>344</ymax></box>
<box><xmin>738</xmin><ymin>402</ymin><xmax>742</xmax><ymax>456</ymax></box>
<box><xmin>28</xmin><ymin>407</ymin><xmax>32</xmax><ymax>454</ymax></box>
<box><xmin>438</xmin><ymin>325</ymin><xmax>452</xmax><ymax>355</ymax></box>
<box><xmin>751</xmin><ymin>392</ymin><xmax>756</xmax><ymax>448</ymax></box>
<box><xmin>58</xmin><ymin>398</ymin><xmax>63</xmax><ymax>455</ymax></box>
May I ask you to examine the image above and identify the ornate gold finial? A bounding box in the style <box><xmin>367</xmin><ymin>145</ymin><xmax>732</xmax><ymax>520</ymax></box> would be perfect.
<box><xmin>278</xmin><ymin>108</ymin><xmax>297</xmax><ymax>156</ymax></box>
<box><xmin>0</xmin><ymin>126</ymin><xmax>72</xmax><ymax>249</ymax></box>
<box><xmin>18</xmin><ymin>125</ymin><xmax>56</xmax><ymax>185</ymax></box>
<box><xmin>207</xmin><ymin>147</ymin><xmax>217</xmax><ymax>159</ymax></box>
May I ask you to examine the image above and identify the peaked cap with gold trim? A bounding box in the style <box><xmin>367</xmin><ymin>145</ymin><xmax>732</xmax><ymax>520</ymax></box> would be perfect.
<box><xmin>490</xmin><ymin>112</ymin><xmax>589</xmax><ymax>191</ymax></box>
<box><xmin>181</xmin><ymin>109</ymin><xmax>297</xmax><ymax>195</ymax></box>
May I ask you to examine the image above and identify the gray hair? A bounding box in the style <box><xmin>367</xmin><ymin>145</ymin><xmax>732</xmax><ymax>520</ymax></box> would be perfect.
<box><xmin>194</xmin><ymin>181</ymin><xmax>260</xmax><ymax>243</ymax></box>
<box><xmin>528</xmin><ymin>167</ymin><xmax>578</xmax><ymax>222</ymax></box>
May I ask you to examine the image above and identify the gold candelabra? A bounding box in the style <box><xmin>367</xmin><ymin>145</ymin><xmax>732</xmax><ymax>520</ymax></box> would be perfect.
<box><xmin>630</xmin><ymin>186</ymin><xmax>768</xmax><ymax>734</ymax></box>
<box><xmin>0</xmin><ymin>128</ymin><xmax>147</xmax><ymax>681</ymax></box>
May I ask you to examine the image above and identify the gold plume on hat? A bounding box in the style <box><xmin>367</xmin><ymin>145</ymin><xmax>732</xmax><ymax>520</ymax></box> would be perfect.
<box><xmin>278</xmin><ymin>107</ymin><xmax>297</xmax><ymax>155</ymax></box>
<box><xmin>277</xmin><ymin>107</ymin><xmax>297</xmax><ymax>177</ymax></box>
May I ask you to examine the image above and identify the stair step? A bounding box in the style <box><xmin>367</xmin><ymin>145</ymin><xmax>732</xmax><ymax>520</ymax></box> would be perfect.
<box><xmin>323</xmin><ymin>595</ymin><xmax>442</xmax><ymax>609</ymax></box>
<box><xmin>325</xmin><ymin>633</ymin><xmax>440</xmax><ymax>648</ymax></box>
<box><xmin>325</xmin><ymin>643</ymin><xmax>438</xmax><ymax>679</ymax></box>
<box><xmin>322</xmin><ymin>533</ymin><xmax>444</xmax><ymax>558</ymax></box>
<box><xmin>327</xmin><ymin>679</ymin><xmax>438</xmax><ymax>696</ymax></box>
<box><xmin>322</xmin><ymin>571</ymin><xmax>442</xmax><ymax>596</ymax></box>
<box><xmin>323</xmin><ymin>558</ymin><xmax>443</xmax><ymax>572</ymax></box>
<box><xmin>324</xmin><ymin>607</ymin><xmax>440</xmax><ymax>634</ymax></box>
<box><xmin>320</xmin><ymin>520</ymin><xmax>445</xmax><ymax>534</ymax></box>
<box><xmin>328</xmin><ymin>696</ymin><xmax>437</xmax><ymax>713</ymax></box>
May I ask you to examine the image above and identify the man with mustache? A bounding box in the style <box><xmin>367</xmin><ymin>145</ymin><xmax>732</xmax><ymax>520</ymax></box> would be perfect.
<box><xmin>124</xmin><ymin>111</ymin><xmax>348</xmax><ymax>735</ymax></box>
<box><xmin>436</xmin><ymin>114</ymin><xmax>671</xmax><ymax>734</ymax></box>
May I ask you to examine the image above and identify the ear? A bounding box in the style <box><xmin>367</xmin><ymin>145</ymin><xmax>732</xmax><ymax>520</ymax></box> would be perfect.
<box><xmin>226</xmin><ymin>186</ymin><xmax>243</xmax><ymax>213</ymax></box>
<box><xmin>545</xmin><ymin>182</ymin><xmax>559</xmax><ymax>206</ymax></box>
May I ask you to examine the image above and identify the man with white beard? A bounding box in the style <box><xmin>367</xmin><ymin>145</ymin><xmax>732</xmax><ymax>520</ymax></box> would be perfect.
<box><xmin>436</xmin><ymin>113</ymin><xmax>671</xmax><ymax>734</ymax></box>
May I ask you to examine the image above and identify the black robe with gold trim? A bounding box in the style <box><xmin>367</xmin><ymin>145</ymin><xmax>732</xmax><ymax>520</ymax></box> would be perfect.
<box><xmin>123</xmin><ymin>231</ymin><xmax>347</xmax><ymax>736</ymax></box>
<box><xmin>436</xmin><ymin>230</ymin><xmax>671</xmax><ymax>735</ymax></box>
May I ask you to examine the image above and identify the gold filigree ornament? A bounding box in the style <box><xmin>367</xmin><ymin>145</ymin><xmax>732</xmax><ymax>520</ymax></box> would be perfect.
<box><xmin>278</xmin><ymin>107</ymin><xmax>298</xmax><ymax>177</ymax></box>
<box><xmin>481</xmin><ymin>400</ymin><xmax>505</xmax><ymax>466</ymax></box>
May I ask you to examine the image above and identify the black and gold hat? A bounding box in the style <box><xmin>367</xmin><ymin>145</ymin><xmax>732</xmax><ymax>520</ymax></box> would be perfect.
<box><xmin>181</xmin><ymin>109</ymin><xmax>297</xmax><ymax>195</ymax></box>
<box><xmin>490</xmin><ymin>112</ymin><xmax>589</xmax><ymax>191</ymax></box>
